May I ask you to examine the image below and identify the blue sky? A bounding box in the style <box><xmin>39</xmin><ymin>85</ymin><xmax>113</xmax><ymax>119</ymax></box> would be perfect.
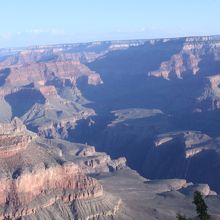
<box><xmin>0</xmin><ymin>0</ymin><xmax>219</xmax><ymax>47</ymax></box>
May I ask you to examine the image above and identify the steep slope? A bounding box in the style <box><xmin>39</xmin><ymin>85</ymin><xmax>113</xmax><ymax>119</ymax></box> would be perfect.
<box><xmin>0</xmin><ymin>40</ymin><xmax>144</xmax><ymax>137</ymax></box>
<box><xmin>0</xmin><ymin>119</ymin><xmax>220</xmax><ymax>220</ymax></box>
<box><xmin>73</xmin><ymin>36</ymin><xmax>220</xmax><ymax>193</ymax></box>
<box><xmin>0</xmin><ymin>118</ymin><xmax>105</xmax><ymax>219</ymax></box>
<box><xmin>0</xmin><ymin>61</ymin><xmax>101</xmax><ymax>137</ymax></box>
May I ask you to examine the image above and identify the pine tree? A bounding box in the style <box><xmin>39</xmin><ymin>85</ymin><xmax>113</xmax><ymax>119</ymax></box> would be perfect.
<box><xmin>176</xmin><ymin>213</ymin><xmax>187</xmax><ymax>220</ymax></box>
<box><xmin>193</xmin><ymin>191</ymin><xmax>210</xmax><ymax>220</ymax></box>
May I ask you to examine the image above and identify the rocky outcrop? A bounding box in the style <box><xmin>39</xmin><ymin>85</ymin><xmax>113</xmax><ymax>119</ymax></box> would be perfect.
<box><xmin>39</xmin><ymin>85</ymin><xmax>57</xmax><ymax>97</ymax></box>
<box><xmin>76</xmin><ymin>146</ymin><xmax>96</xmax><ymax>157</ymax></box>
<box><xmin>0</xmin><ymin>134</ymin><xmax>32</xmax><ymax>158</ymax></box>
<box><xmin>3</xmin><ymin>61</ymin><xmax>102</xmax><ymax>88</ymax></box>
<box><xmin>0</xmin><ymin>164</ymin><xmax>103</xmax><ymax>219</ymax></box>
<box><xmin>79</xmin><ymin>155</ymin><xmax>126</xmax><ymax>174</ymax></box>
<box><xmin>108</xmin><ymin>157</ymin><xmax>127</xmax><ymax>171</ymax></box>
<box><xmin>0</xmin><ymin>120</ymin><xmax>107</xmax><ymax>220</ymax></box>
<box><xmin>149</xmin><ymin>53</ymin><xmax>200</xmax><ymax>79</ymax></box>
<box><xmin>149</xmin><ymin>36</ymin><xmax>220</xmax><ymax>80</ymax></box>
<box><xmin>197</xmin><ymin>74</ymin><xmax>220</xmax><ymax>110</ymax></box>
<box><xmin>88</xmin><ymin>73</ymin><xmax>103</xmax><ymax>85</ymax></box>
<box><xmin>34</xmin><ymin>108</ymin><xmax>95</xmax><ymax>139</ymax></box>
<box><xmin>0</xmin><ymin>51</ymin><xmax>102</xmax><ymax>137</ymax></box>
<box><xmin>53</xmin><ymin>141</ymin><xmax>127</xmax><ymax>174</ymax></box>
<box><xmin>0</xmin><ymin>117</ymin><xmax>26</xmax><ymax>134</ymax></box>
<box><xmin>0</xmin><ymin>118</ymin><xmax>35</xmax><ymax>158</ymax></box>
<box><xmin>155</xmin><ymin>131</ymin><xmax>212</xmax><ymax>158</ymax></box>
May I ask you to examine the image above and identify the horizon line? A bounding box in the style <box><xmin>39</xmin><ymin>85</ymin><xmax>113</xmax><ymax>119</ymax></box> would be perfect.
<box><xmin>1</xmin><ymin>34</ymin><xmax>220</xmax><ymax>51</ymax></box>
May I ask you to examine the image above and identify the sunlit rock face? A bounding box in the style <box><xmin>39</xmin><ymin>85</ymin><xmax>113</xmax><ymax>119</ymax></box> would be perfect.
<box><xmin>4</xmin><ymin>61</ymin><xmax>102</xmax><ymax>87</ymax></box>
<box><xmin>197</xmin><ymin>74</ymin><xmax>220</xmax><ymax>110</ymax></box>
<box><xmin>148</xmin><ymin>36</ymin><xmax>220</xmax><ymax>80</ymax></box>
<box><xmin>0</xmin><ymin>118</ymin><xmax>34</xmax><ymax>157</ymax></box>
<box><xmin>0</xmin><ymin>119</ymin><xmax>104</xmax><ymax>219</ymax></box>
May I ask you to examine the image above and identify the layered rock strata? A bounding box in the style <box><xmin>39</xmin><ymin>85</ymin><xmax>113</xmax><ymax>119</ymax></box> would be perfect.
<box><xmin>0</xmin><ymin>119</ymin><xmax>105</xmax><ymax>220</ymax></box>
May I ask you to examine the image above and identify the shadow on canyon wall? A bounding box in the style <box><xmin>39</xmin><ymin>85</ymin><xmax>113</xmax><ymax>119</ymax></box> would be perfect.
<box><xmin>73</xmin><ymin>39</ymin><xmax>220</xmax><ymax>192</ymax></box>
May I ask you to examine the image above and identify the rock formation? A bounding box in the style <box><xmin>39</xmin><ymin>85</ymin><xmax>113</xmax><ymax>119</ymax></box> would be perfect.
<box><xmin>0</xmin><ymin>119</ymin><xmax>219</xmax><ymax>220</ymax></box>
<box><xmin>148</xmin><ymin>36</ymin><xmax>220</xmax><ymax>80</ymax></box>
<box><xmin>1</xmin><ymin>36</ymin><xmax>220</xmax><ymax>219</ymax></box>
<box><xmin>0</xmin><ymin>119</ymin><xmax>104</xmax><ymax>219</ymax></box>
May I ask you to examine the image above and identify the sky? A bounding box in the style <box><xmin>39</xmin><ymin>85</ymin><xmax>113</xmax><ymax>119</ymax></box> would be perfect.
<box><xmin>0</xmin><ymin>0</ymin><xmax>220</xmax><ymax>48</ymax></box>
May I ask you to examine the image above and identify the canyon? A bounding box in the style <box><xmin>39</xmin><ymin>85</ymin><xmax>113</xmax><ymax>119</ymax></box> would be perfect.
<box><xmin>0</xmin><ymin>118</ymin><xmax>220</xmax><ymax>220</ymax></box>
<box><xmin>0</xmin><ymin>36</ymin><xmax>220</xmax><ymax>219</ymax></box>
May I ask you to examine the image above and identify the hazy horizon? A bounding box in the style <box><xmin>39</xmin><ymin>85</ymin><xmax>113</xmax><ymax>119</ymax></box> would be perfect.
<box><xmin>1</xmin><ymin>0</ymin><xmax>220</xmax><ymax>48</ymax></box>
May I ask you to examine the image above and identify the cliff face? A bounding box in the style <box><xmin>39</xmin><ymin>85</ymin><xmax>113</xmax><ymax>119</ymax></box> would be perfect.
<box><xmin>0</xmin><ymin>57</ymin><xmax>102</xmax><ymax>137</ymax></box>
<box><xmin>0</xmin><ymin>164</ymin><xmax>103</xmax><ymax>219</ymax></box>
<box><xmin>0</xmin><ymin>119</ymin><xmax>105</xmax><ymax>219</ymax></box>
<box><xmin>0</xmin><ymin>42</ymin><xmax>106</xmax><ymax>135</ymax></box>
<box><xmin>149</xmin><ymin>36</ymin><xmax>220</xmax><ymax>80</ymax></box>
<box><xmin>146</xmin><ymin>37</ymin><xmax>220</xmax><ymax>111</ymax></box>
<box><xmin>67</xmin><ymin>36</ymin><xmax>220</xmax><ymax>195</ymax></box>
<box><xmin>0</xmin><ymin>120</ymin><xmax>220</xmax><ymax>220</ymax></box>
<box><xmin>197</xmin><ymin>74</ymin><xmax>220</xmax><ymax>110</ymax></box>
<box><xmin>3</xmin><ymin>61</ymin><xmax>102</xmax><ymax>88</ymax></box>
<box><xmin>0</xmin><ymin>40</ymin><xmax>145</xmax><ymax>67</ymax></box>
<box><xmin>0</xmin><ymin>117</ymin><xmax>34</xmax><ymax>157</ymax></box>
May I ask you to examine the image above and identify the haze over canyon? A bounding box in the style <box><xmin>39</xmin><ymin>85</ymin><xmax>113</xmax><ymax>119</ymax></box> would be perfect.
<box><xmin>0</xmin><ymin>35</ymin><xmax>220</xmax><ymax>219</ymax></box>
